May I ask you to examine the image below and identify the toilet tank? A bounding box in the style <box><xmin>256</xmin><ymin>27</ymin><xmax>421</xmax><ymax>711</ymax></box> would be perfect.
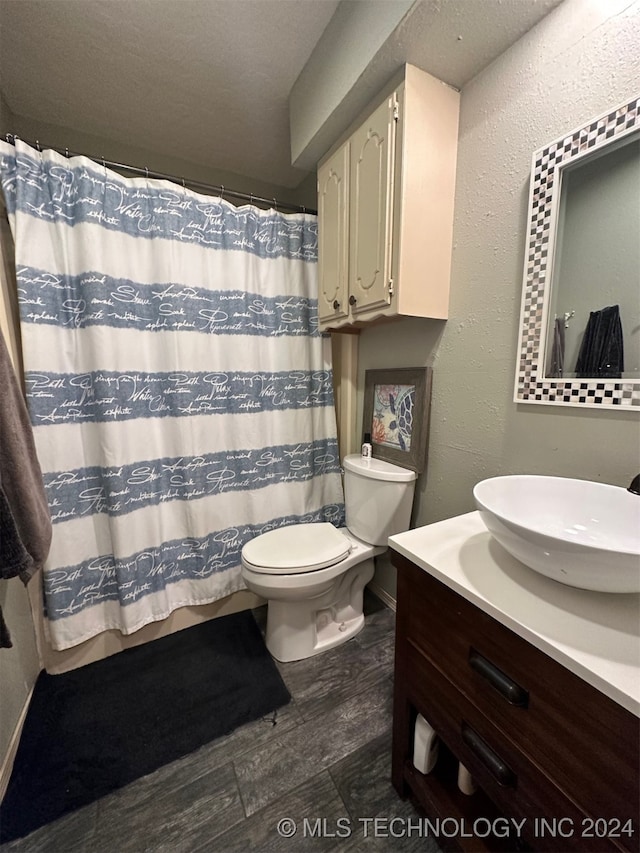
<box><xmin>343</xmin><ymin>454</ymin><xmax>417</xmax><ymax>546</ymax></box>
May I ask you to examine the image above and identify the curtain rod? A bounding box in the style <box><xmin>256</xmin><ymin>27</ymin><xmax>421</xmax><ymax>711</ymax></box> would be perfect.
<box><xmin>4</xmin><ymin>134</ymin><xmax>316</xmax><ymax>215</ymax></box>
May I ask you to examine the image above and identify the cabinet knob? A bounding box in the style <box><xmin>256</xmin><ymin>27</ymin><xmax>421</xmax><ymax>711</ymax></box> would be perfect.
<box><xmin>333</xmin><ymin>300</ymin><xmax>340</xmax><ymax>310</ymax></box>
<box><xmin>349</xmin><ymin>295</ymin><xmax>357</xmax><ymax>306</ymax></box>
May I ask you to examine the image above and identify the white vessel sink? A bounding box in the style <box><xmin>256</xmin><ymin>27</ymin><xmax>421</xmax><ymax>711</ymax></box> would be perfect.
<box><xmin>473</xmin><ymin>475</ymin><xmax>640</xmax><ymax>593</ymax></box>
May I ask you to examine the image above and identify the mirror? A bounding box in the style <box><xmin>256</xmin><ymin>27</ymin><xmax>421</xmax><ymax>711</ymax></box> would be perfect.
<box><xmin>515</xmin><ymin>94</ymin><xmax>640</xmax><ymax>410</ymax></box>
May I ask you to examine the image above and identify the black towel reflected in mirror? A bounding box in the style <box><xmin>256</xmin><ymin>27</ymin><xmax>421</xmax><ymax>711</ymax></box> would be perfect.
<box><xmin>575</xmin><ymin>304</ymin><xmax>624</xmax><ymax>378</ymax></box>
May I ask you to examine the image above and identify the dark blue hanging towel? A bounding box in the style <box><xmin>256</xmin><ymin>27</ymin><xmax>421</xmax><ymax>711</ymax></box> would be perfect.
<box><xmin>575</xmin><ymin>304</ymin><xmax>624</xmax><ymax>378</ymax></box>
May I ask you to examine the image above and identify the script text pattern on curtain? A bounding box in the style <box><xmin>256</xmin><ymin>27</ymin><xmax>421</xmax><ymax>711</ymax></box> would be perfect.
<box><xmin>0</xmin><ymin>140</ymin><xmax>344</xmax><ymax>650</ymax></box>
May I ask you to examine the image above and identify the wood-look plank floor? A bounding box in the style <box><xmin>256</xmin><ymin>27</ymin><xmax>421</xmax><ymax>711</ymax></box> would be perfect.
<box><xmin>1</xmin><ymin>593</ymin><xmax>441</xmax><ymax>853</ymax></box>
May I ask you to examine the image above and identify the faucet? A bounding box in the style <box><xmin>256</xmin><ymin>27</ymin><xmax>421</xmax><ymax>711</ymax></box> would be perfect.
<box><xmin>628</xmin><ymin>474</ymin><xmax>640</xmax><ymax>495</ymax></box>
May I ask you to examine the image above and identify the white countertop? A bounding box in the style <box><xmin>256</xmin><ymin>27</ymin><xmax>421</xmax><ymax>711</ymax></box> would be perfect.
<box><xmin>389</xmin><ymin>511</ymin><xmax>640</xmax><ymax>717</ymax></box>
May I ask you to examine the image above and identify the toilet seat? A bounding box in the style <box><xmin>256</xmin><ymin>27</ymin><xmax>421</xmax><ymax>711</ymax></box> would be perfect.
<box><xmin>241</xmin><ymin>522</ymin><xmax>351</xmax><ymax>574</ymax></box>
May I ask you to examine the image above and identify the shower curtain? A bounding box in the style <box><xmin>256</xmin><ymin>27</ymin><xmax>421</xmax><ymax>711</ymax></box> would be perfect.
<box><xmin>0</xmin><ymin>139</ymin><xmax>344</xmax><ymax>651</ymax></box>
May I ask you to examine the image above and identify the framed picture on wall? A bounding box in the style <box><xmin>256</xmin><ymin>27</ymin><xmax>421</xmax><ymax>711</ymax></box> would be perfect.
<box><xmin>362</xmin><ymin>367</ymin><xmax>433</xmax><ymax>473</ymax></box>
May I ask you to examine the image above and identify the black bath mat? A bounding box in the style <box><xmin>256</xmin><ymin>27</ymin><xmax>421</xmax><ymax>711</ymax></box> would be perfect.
<box><xmin>0</xmin><ymin>610</ymin><xmax>290</xmax><ymax>842</ymax></box>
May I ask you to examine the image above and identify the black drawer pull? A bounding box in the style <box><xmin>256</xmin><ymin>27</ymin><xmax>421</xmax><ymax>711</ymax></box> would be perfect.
<box><xmin>469</xmin><ymin>650</ymin><xmax>529</xmax><ymax>707</ymax></box>
<box><xmin>462</xmin><ymin>723</ymin><xmax>516</xmax><ymax>787</ymax></box>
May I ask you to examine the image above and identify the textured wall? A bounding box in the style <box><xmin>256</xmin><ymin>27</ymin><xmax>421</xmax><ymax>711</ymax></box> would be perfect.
<box><xmin>364</xmin><ymin>0</ymin><xmax>640</xmax><ymax>598</ymax></box>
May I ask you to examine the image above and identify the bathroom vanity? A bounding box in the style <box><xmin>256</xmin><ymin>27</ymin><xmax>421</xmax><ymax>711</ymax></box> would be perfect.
<box><xmin>389</xmin><ymin>512</ymin><xmax>639</xmax><ymax>853</ymax></box>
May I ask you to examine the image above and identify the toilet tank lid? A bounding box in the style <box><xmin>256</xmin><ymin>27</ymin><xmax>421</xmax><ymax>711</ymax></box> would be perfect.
<box><xmin>343</xmin><ymin>454</ymin><xmax>417</xmax><ymax>482</ymax></box>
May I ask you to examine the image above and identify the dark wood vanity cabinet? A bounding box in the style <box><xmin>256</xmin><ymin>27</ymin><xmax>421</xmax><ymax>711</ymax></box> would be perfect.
<box><xmin>391</xmin><ymin>551</ymin><xmax>640</xmax><ymax>853</ymax></box>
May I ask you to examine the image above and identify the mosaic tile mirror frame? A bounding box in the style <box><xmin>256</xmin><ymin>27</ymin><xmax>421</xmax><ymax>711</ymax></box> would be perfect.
<box><xmin>514</xmin><ymin>93</ymin><xmax>639</xmax><ymax>410</ymax></box>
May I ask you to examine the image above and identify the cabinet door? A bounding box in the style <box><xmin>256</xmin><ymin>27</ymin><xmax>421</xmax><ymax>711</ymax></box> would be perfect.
<box><xmin>317</xmin><ymin>142</ymin><xmax>350</xmax><ymax>325</ymax></box>
<box><xmin>349</xmin><ymin>95</ymin><xmax>397</xmax><ymax>318</ymax></box>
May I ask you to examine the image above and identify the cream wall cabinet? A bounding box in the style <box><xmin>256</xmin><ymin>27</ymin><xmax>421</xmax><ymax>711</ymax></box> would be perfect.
<box><xmin>317</xmin><ymin>65</ymin><xmax>460</xmax><ymax>332</ymax></box>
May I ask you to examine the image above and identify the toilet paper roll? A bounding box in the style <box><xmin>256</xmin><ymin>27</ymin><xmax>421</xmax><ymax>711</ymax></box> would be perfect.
<box><xmin>413</xmin><ymin>714</ymin><xmax>439</xmax><ymax>774</ymax></box>
<box><xmin>457</xmin><ymin>762</ymin><xmax>477</xmax><ymax>795</ymax></box>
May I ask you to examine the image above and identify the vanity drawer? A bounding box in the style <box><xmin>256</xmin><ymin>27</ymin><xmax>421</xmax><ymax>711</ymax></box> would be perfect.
<box><xmin>406</xmin><ymin>642</ymin><xmax>631</xmax><ymax>853</ymax></box>
<box><xmin>393</xmin><ymin>552</ymin><xmax>639</xmax><ymax>832</ymax></box>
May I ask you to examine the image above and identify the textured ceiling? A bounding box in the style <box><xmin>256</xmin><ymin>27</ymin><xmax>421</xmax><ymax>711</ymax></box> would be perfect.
<box><xmin>0</xmin><ymin>0</ymin><xmax>340</xmax><ymax>187</ymax></box>
<box><xmin>0</xmin><ymin>0</ymin><xmax>564</xmax><ymax>189</ymax></box>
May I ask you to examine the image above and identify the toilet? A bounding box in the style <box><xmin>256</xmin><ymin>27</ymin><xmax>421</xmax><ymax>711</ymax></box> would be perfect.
<box><xmin>241</xmin><ymin>453</ymin><xmax>417</xmax><ymax>662</ymax></box>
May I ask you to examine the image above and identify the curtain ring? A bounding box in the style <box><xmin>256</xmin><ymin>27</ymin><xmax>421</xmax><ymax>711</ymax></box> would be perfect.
<box><xmin>145</xmin><ymin>166</ymin><xmax>149</xmax><ymax>179</ymax></box>
<box><xmin>219</xmin><ymin>185</ymin><xmax>225</xmax><ymax>201</ymax></box>
<box><xmin>65</xmin><ymin>147</ymin><xmax>69</xmax><ymax>158</ymax></box>
<box><xmin>273</xmin><ymin>197</ymin><xmax>277</xmax><ymax>211</ymax></box>
<box><xmin>35</xmin><ymin>139</ymin><xmax>41</xmax><ymax>152</ymax></box>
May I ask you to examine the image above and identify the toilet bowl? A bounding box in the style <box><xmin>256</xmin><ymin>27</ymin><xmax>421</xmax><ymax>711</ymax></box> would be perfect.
<box><xmin>241</xmin><ymin>454</ymin><xmax>417</xmax><ymax>662</ymax></box>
